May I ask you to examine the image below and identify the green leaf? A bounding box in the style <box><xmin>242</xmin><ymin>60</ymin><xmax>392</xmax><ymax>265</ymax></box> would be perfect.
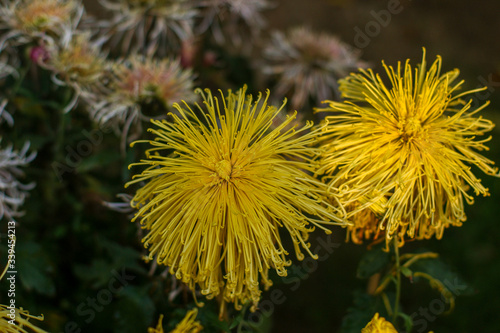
<box><xmin>17</xmin><ymin>241</ymin><xmax>55</xmax><ymax>296</ymax></box>
<box><xmin>400</xmin><ymin>266</ymin><xmax>412</xmax><ymax>277</ymax></box>
<box><xmin>229</xmin><ymin>311</ymin><xmax>245</xmax><ymax>330</ymax></box>
<box><xmin>411</xmin><ymin>257</ymin><xmax>474</xmax><ymax>297</ymax></box>
<box><xmin>13</xmin><ymin>96</ymin><xmax>46</xmax><ymax>118</ymax></box>
<box><xmin>100</xmin><ymin>238</ymin><xmax>147</xmax><ymax>275</ymax></box>
<box><xmin>356</xmin><ymin>244</ymin><xmax>391</xmax><ymax>279</ymax></box>
<box><xmin>76</xmin><ymin>150</ymin><xmax>121</xmax><ymax>174</ymax></box>
<box><xmin>23</xmin><ymin>134</ymin><xmax>53</xmax><ymax>151</ymax></box>
<box><xmin>243</xmin><ymin>314</ymin><xmax>273</xmax><ymax>333</ymax></box>
<box><xmin>122</xmin><ymin>146</ymin><xmax>136</xmax><ymax>183</ymax></box>
<box><xmin>74</xmin><ymin>259</ymin><xmax>113</xmax><ymax>289</ymax></box>
<box><xmin>397</xmin><ymin>312</ymin><xmax>413</xmax><ymax>333</ymax></box>
<box><xmin>340</xmin><ymin>290</ymin><xmax>389</xmax><ymax>333</ymax></box>
<box><xmin>196</xmin><ymin>304</ymin><xmax>231</xmax><ymax>332</ymax></box>
<box><xmin>74</xmin><ymin>238</ymin><xmax>146</xmax><ymax>289</ymax></box>
<box><xmin>113</xmin><ymin>285</ymin><xmax>154</xmax><ymax>333</ymax></box>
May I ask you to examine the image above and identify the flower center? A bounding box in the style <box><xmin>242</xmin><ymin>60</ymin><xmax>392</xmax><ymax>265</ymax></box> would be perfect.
<box><xmin>399</xmin><ymin>116</ymin><xmax>422</xmax><ymax>142</ymax></box>
<box><xmin>215</xmin><ymin>160</ymin><xmax>232</xmax><ymax>181</ymax></box>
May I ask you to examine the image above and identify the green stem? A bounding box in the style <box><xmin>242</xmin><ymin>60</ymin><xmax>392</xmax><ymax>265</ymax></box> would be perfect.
<box><xmin>381</xmin><ymin>292</ymin><xmax>393</xmax><ymax>317</ymax></box>
<box><xmin>401</xmin><ymin>252</ymin><xmax>439</xmax><ymax>268</ymax></box>
<box><xmin>9</xmin><ymin>61</ymin><xmax>31</xmax><ymax>98</ymax></box>
<box><xmin>53</xmin><ymin>88</ymin><xmax>75</xmax><ymax>161</ymax></box>
<box><xmin>392</xmin><ymin>237</ymin><xmax>401</xmax><ymax>324</ymax></box>
<box><xmin>54</xmin><ymin>107</ymin><xmax>67</xmax><ymax>161</ymax></box>
<box><xmin>236</xmin><ymin>304</ymin><xmax>249</xmax><ymax>333</ymax></box>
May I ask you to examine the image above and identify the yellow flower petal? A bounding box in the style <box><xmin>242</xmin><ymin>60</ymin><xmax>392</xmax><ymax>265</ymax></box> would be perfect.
<box><xmin>362</xmin><ymin>313</ymin><xmax>397</xmax><ymax>333</ymax></box>
<box><xmin>149</xmin><ymin>309</ymin><xmax>203</xmax><ymax>333</ymax></box>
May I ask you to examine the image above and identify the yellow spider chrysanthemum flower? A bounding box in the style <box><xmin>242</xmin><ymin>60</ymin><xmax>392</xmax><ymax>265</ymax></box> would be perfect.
<box><xmin>362</xmin><ymin>313</ymin><xmax>397</xmax><ymax>333</ymax></box>
<box><xmin>346</xmin><ymin>202</ymin><xmax>381</xmax><ymax>245</ymax></box>
<box><xmin>317</xmin><ymin>49</ymin><xmax>499</xmax><ymax>245</ymax></box>
<box><xmin>0</xmin><ymin>257</ymin><xmax>47</xmax><ymax>332</ymax></box>
<box><xmin>127</xmin><ymin>86</ymin><xmax>345</xmax><ymax>311</ymax></box>
<box><xmin>0</xmin><ymin>306</ymin><xmax>47</xmax><ymax>333</ymax></box>
<box><xmin>149</xmin><ymin>309</ymin><xmax>203</xmax><ymax>333</ymax></box>
<box><xmin>170</xmin><ymin>309</ymin><xmax>202</xmax><ymax>333</ymax></box>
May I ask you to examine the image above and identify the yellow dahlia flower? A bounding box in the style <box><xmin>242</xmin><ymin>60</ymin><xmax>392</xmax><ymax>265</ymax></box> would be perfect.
<box><xmin>127</xmin><ymin>86</ymin><xmax>345</xmax><ymax>311</ymax></box>
<box><xmin>362</xmin><ymin>313</ymin><xmax>397</xmax><ymax>333</ymax></box>
<box><xmin>149</xmin><ymin>309</ymin><xmax>203</xmax><ymax>333</ymax></box>
<box><xmin>317</xmin><ymin>49</ymin><xmax>499</xmax><ymax>245</ymax></box>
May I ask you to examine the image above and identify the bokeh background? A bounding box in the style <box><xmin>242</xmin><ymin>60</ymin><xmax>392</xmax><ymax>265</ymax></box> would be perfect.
<box><xmin>1</xmin><ymin>0</ymin><xmax>499</xmax><ymax>332</ymax></box>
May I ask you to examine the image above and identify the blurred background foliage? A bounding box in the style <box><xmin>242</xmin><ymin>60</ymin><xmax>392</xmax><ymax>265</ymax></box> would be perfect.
<box><xmin>1</xmin><ymin>0</ymin><xmax>499</xmax><ymax>332</ymax></box>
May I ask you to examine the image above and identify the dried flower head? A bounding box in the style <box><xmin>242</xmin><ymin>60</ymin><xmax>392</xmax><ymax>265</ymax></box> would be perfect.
<box><xmin>99</xmin><ymin>0</ymin><xmax>197</xmax><ymax>56</ymax></box>
<box><xmin>127</xmin><ymin>86</ymin><xmax>345</xmax><ymax>311</ymax></box>
<box><xmin>317</xmin><ymin>49</ymin><xmax>499</xmax><ymax>245</ymax></box>
<box><xmin>0</xmin><ymin>0</ymin><xmax>81</xmax><ymax>48</ymax></box>
<box><xmin>362</xmin><ymin>313</ymin><xmax>397</xmax><ymax>333</ymax></box>
<box><xmin>0</xmin><ymin>99</ymin><xmax>12</xmax><ymax>126</ymax></box>
<box><xmin>0</xmin><ymin>55</ymin><xmax>17</xmax><ymax>80</ymax></box>
<box><xmin>0</xmin><ymin>141</ymin><xmax>36</xmax><ymax>221</ymax></box>
<box><xmin>44</xmin><ymin>31</ymin><xmax>108</xmax><ymax>111</ymax></box>
<box><xmin>0</xmin><ymin>58</ymin><xmax>17</xmax><ymax>126</ymax></box>
<box><xmin>262</xmin><ymin>26</ymin><xmax>367</xmax><ymax>109</ymax></box>
<box><xmin>91</xmin><ymin>55</ymin><xmax>196</xmax><ymax>149</ymax></box>
<box><xmin>196</xmin><ymin>0</ymin><xmax>272</xmax><ymax>49</ymax></box>
<box><xmin>149</xmin><ymin>309</ymin><xmax>202</xmax><ymax>333</ymax></box>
